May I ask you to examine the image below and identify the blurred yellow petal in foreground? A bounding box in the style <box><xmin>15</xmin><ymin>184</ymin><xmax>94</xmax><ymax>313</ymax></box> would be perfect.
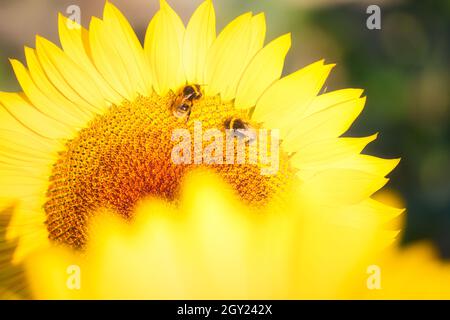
<box><xmin>26</xmin><ymin>170</ymin><xmax>402</xmax><ymax>299</ymax></box>
<box><xmin>364</xmin><ymin>243</ymin><xmax>450</xmax><ymax>299</ymax></box>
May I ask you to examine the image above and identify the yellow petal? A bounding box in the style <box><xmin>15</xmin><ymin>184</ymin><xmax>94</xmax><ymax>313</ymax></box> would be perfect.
<box><xmin>0</xmin><ymin>149</ymin><xmax>50</xmax><ymax>169</ymax></box>
<box><xmin>252</xmin><ymin>61</ymin><xmax>334</xmax><ymax>133</ymax></box>
<box><xmin>291</xmin><ymin>134</ymin><xmax>378</xmax><ymax>168</ymax></box>
<box><xmin>0</xmin><ymin>129</ymin><xmax>56</xmax><ymax>162</ymax></box>
<box><xmin>183</xmin><ymin>0</ymin><xmax>216</xmax><ymax>84</ymax></box>
<box><xmin>9</xmin><ymin>212</ymin><xmax>49</xmax><ymax>264</ymax></box>
<box><xmin>89</xmin><ymin>17</ymin><xmax>135</xmax><ymax>99</ymax></box>
<box><xmin>299</xmin><ymin>168</ymin><xmax>388</xmax><ymax>206</ymax></box>
<box><xmin>294</xmin><ymin>139</ymin><xmax>400</xmax><ymax>180</ymax></box>
<box><xmin>58</xmin><ymin>14</ymin><xmax>123</xmax><ymax>105</ymax></box>
<box><xmin>0</xmin><ymin>92</ymin><xmax>72</xmax><ymax>139</ymax></box>
<box><xmin>35</xmin><ymin>37</ymin><xmax>107</xmax><ymax>114</ymax></box>
<box><xmin>338</xmin><ymin>198</ymin><xmax>404</xmax><ymax>228</ymax></box>
<box><xmin>180</xmin><ymin>172</ymin><xmax>251</xmax><ymax>296</ymax></box>
<box><xmin>0</xmin><ymin>169</ymin><xmax>46</xmax><ymax>200</ymax></box>
<box><xmin>303</xmin><ymin>88</ymin><xmax>364</xmax><ymax>117</ymax></box>
<box><xmin>102</xmin><ymin>2</ymin><xmax>152</xmax><ymax>96</ymax></box>
<box><xmin>9</xmin><ymin>59</ymin><xmax>85</xmax><ymax>128</ymax></box>
<box><xmin>284</xmin><ymin>97</ymin><xmax>366</xmax><ymax>153</ymax></box>
<box><xmin>205</xmin><ymin>13</ymin><xmax>266</xmax><ymax>100</ymax></box>
<box><xmin>144</xmin><ymin>0</ymin><xmax>185</xmax><ymax>95</ymax></box>
<box><xmin>5</xmin><ymin>198</ymin><xmax>49</xmax><ymax>264</ymax></box>
<box><xmin>331</xmin><ymin>155</ymin><xmax>400</xmax><ymax>177</ymax></box>
<box><xmin>0</xmin><ymin>108</ymin><xmax>53</xmax><ymax>153</ymax></box>
<box><xmin>24</xmin><ymin>47</ymin><xmax>92</xmax><ymax>122</ymax></box>
<box><xmin>235</xmin><ymin>33</ymin><xmax>291</xmax><ymax>109</ymax></box>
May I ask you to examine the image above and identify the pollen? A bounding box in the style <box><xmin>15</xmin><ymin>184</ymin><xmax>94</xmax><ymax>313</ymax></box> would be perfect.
<box><xmin>44</xmin><ymin>93</ymin><xmax>295</xmax><ymax>249</ymax></box>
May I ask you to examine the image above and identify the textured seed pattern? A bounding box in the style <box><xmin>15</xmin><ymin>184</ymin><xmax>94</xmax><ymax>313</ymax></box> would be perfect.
<box><xmin>44</xmin><ymin>93</ymin><xmax>294</xmax><ymax>249</ymax></box>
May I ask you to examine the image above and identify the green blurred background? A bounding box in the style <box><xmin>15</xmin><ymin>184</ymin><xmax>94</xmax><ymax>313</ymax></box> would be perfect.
<box><xmin>0</xmin><ymin>0</ymin><xmax>449</xmax><ymax>255</ymax></box>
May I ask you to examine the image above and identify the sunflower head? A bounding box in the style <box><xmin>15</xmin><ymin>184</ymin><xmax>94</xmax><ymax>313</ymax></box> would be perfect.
<box><xmin>44</xmin><ymin>90</ymin><xmax>295</xmax><ymax>249</ymax></box>
<box><xmin>0</xmin><ymin>0</ymin><xmax>405</xmax><ymax>299</ymax></box>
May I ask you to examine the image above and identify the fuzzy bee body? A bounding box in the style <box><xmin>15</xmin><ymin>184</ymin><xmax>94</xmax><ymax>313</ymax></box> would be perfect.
<box><xmin>171</xmin><ymin>84</ymin><xmax>202</xmax><ymax>120</ymax></box>
<box><xmin>224</xmin><ymin>117</ymin><xmax>256</xmax><ymax>142</ymax></box>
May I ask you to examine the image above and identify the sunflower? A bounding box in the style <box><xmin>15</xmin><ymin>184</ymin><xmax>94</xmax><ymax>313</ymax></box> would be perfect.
<box><xmin>1</xmin><ymin>0</ymin><xmax>404</xmax><ymax>299</ymax></box>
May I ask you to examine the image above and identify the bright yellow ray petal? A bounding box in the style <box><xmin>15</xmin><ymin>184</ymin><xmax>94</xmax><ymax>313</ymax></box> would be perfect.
<box><xmin>0</xmin><ymin>181</ymin><xmax>49</xmax><ymax>262</ymax></box>
<box><xmin>284</xmin><ymin>97</ymin><xmax>366</xmax><ymax>153</ymax></box>
<box><xmin>0</xmin><ymin>182</ymin><xmax>46</xmax><ymax>248</ymax></box>
<box><xmin>58</xmin><ymin>14</ymin><xmax>123</xmax><ymax>105</ymax></box>
<box><xmin>35</xmin><ymin>37</ymin><xmax>107</xmax><ymax>114</ymax></box>
<box><xmin>299</xmin><ymin>168</ymin><xmax>388</xmax><ymax>206</ymax></box>
<box><xmin>0</xmin><ymin>170</ymin><xmax>45</xmax><ymax>200</ymax></box>
<box><xmin>102</xmin><ymin>2</ymin><xmax>152</xmax><ymax>96</ymax></box>
<box><xmin>331</xmin><ymin>155</ymin><xmax>401</xmax><ymax>177</ymax></box>
<box><xmin>332</xmin><ymin>198</ymin><xmax>404</xmax><ymax>229</ymax></box>
<box><xmin>304</xmin><ymin>88</ymin><xmax>364</xmax><ymax>117</ymax></box>
<box><xmin>252</xmin><ymin>61</ymin><xmax>334</xmax><ymax>135</ymax></box>
<box><xmin>0</xmin><ymin>131</ymin><xmax>55</xmax><ymax>169</ymax></box>
<box><xmin>0</xmin><ymin>107</ymin><xmax>61</xmax><ymax>172</ymax></box>
<box><xmin>0</xmin><ymin>148</ymin><xmax>51</xmax><ymax>170</ymax></box>
<box><xmin>24</xmin><ymin>47</ymin><xmax>92</xmax><ymax>122</ymax></box>
<box><xmin>0</xmin><ymin>129</ymin><xmax>56</xmax><ymax>162</ymax></box>
<box><xmin>0</xmin><ymin>106</ymin><xmax>61</xmax><ymax>163</ymax></box>
<box><xmin>89</xmin><ymin>17</ymin><xmax>135</xmax><ymax>99</ymax></box>
<box><xmin>297</xmin><ymin>155</ymin><xmax>400</xmax><ymax>181</ymax></box>
<box><xmin>248</xmin><ymin>13</ymin><xmax>266</xmax><ymax>58</ymax></box>
<box><xmin>183</xmin><ymin>0</ymin><xmax>216</xmax><ymax>84</ymax></box>
<box><xmin>205</xmin><ymin>12</ymin><xmax>266</xmax><ymax>100</ymax></box>
<box><xmin>144</xmin><ymin>0</ymin><xmax>185</xmax><ymax>95</ymax></box>
<box><xmin>291</xmin><ymin>134</ymin><xmax>377</xmax><ymax>168</ymax></box>
<box><xmin>0</xmin><ymin>92</ymin><xmax>72</xmax><ymax>139</ymax></box>
<box><xmin>235</xmin><ymin>33</ymin><xmax>291</xmax><ymax>109</ymax></box>
<box><xmin>9</xmin><ymin>59</ymin><xmax>86</xmax><ymax>128</ymax></box>
<box><xmin>6</xmin><ymin>201</ymin><xmax>50</xmax><ymax>264</ymax></box>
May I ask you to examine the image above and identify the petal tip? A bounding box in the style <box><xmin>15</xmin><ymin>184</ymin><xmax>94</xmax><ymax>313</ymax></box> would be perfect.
<box><xmin>159</xmin><ymin>0</ymin><xmax>169</xmax><ymax>10</ymax></box>
<box><xmin>254</xmin><ymin>12</ymin><xmax>266</xmax><ymax>19</ymax></box>
<box><xmin>103</xmin><ymin>1</ymin><xmax>122</xmax><ymax>15</ymax></box>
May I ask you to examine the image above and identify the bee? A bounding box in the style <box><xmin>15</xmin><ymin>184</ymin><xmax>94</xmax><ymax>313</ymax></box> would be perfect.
<box><xmin>171</xmin><ymin>84</ymin><xmax>202</xmax><ymax>120</ymax></box>
<box><xmin>224</xmin><ymin>117</ymin><xmax>256</xmax><ymax>142</ymax></box>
